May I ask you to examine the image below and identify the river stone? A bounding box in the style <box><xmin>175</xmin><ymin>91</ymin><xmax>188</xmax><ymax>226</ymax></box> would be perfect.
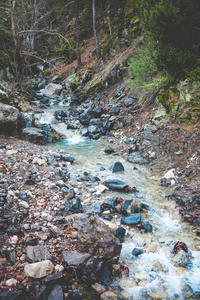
<box><xmin>149</xmin><ymin>292</ymin><xmax>168</xmax><ymax>299</ymax></box>
<box><xmin>42</xmin><ymin>83</ymin><xmax>62</xmax><ymax>97</ymax></box>
<box><xmin>146</xmin><ymin>242</ymin><xmax>159</xmax><ymax>253</ymax></box>
<box><xmin>26</xmin><ymin>245</ymin><xmax>51</xmax><ymax>262</ymax></box>
<box><xmin>127</xmin><ymin>152</ymin><xmax>150</xmax><ymax>164</ymax></box>
<box><xmin>5</xmin><ymin>278</ymin><xmax>18</xmax><ymax>286</ymax></box>
<box><xmin>124</xmin><ymin>97</ymin><xmax>136</xmax><ymax>107</ymax></box>
<box><xmin>109</xmin><ymin>162</ymin><xmax>124</xmax><ymax>173</ymax></box>
<box><xmin>0</xmin><ymin>102</ymin><xmax>19</xmax><ymax>130</ymax></box>
<box><xmin>92</xmin><ymin>283</ymin><xmax>106</xmax><ymax>294</ymax></box>
<box><xmin>104</xmin><ymin>145</ymin><xmax>115</xmax><ymax>154</ymax></box>
<box><xmin>24</xmin><ymin>260</ymin><xmax>54</xmax><ymax>278</ymax></box>
<box><xmin>122</xmin><ymin>200</ymin><xmax>133</xmax><ymax>216</ymax></box>
<box><xmin>103</xmin><ymin>179</ymin><xmax>128</xmax><ymax>191</ymax></box>
<box><xmin>89</xmin><ymin>118</ymin><xmax>102</xmax><ymax>126</ymax></box>
<box><xmin>62</xmin><ymin>250</ymin><xmax>91</xmax><ymax>266</ymax></box>
<box><xmin>80</xmin><ymin>127</ymin><xmax>89</xmax><ymax>136</ymax></box>
<box><xmin>48</xmin><ymin>284</ymin><xmax>64</xmax><ymax>300</ymax></box>
<box><xmin>64</xmin><ymin>213</ymin><xmax>110</xmax><ymax>231</ymax></box>
<box><xmin>113</xmin><ymin>227</ymin><xmax>126</xmax><ymax>243</ymax></box>
<box><xmin>54</xmin><ymin>110</ymin><xmax>67</xmax><ymax>120</ymax></box>
<box><xmin>77</xmin><ymin>230</ymin><xmax>121</xmax><ymax>259</ymax></box>
<box><xmin>100</xmin><ymin>291</ymin><xmax>118</xmax><ymax>300</ymax></box>
<box><xmin>132</xmin><ymin>248</ymin><xmax>144</xmax><ymax>257</ymax></box>
<box><xmin>79</xmin><ymin>106</ymin><xmax>98</xmax><ymax>125</ymax></box>
<box><xmin>121</xmin><ymin>213</ymin><xmax>141</xmax><ymax>225</ymax></box>
<box><xmin>22</xmin><ymin>127</ymin><xmax>48</xmax><ymax>145</ymax></box>
<box><xmin>172</xmin><ymin>250</ymin><xmax>191</xmax><ymax>267</ymax></box>
<box><xmin>62</xmin><ymin>154</ymin><xmax>75</xmax><ymax>163</ymax></box>
<box><xmin>64</xmin><ymin>198</ymin><xmax>83</xmax><ymax>214</ymax></box>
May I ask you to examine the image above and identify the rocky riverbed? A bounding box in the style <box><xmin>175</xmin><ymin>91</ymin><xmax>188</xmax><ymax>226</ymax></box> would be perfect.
<box><xmin>0</xmin><ymin>72</ymin><xmax>200</xmax><ymax>299</ymax></box>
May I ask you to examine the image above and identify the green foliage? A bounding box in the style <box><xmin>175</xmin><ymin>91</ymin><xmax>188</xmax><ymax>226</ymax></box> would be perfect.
<box><xmin>128</xmin><ymin>44</ymin><xmax>158</xmax><ymax>91</ymax></box>
<box><xmin>137</xmin><ymin>0</ymin><xmax>200</xmax><ymax>76</ymax></box>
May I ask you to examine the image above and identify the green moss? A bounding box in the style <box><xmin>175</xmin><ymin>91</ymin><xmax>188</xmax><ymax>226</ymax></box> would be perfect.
<box><xmin>192</xmin><ymin>107</ymin><xmax>200</xmax><ymax>111</ymax></box>
<box><xmin>157</xmin><ymin>91</ymin><xmax>170</xmax><ymax>113</ymax></box>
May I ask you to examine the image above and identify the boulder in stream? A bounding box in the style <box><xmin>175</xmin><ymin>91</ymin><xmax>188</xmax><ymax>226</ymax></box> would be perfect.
<box><xmin>109</xmin><ymin>162</ymin><xmax>124</xmax><ymax>173</ymax></box>
<box><xmin>104</xmin><ymin>145</ymin><xmax>115</xmax><ymax>154</ymax></box>
<box><xmin>121</xmin><ymin>213</ymin><xmax>141</xmax><ymax>225</ymax></box>
<box><xmin>103</xmin><ymin>179</ymin><xmax>128</xmax><ymax>191</ymax></box>
<box><xmin>77</xmin><ymin>230</ymin><xmax>121</xmax><ymax>260</ymax></box>
<box><xmin>0</xmin><ymin>102</ymin><xmax>19</xmax><ymax>133</ymax></box>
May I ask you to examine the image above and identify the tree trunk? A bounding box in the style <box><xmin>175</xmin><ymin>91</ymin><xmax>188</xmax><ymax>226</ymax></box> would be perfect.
<box><xmin>9</xmin><ymin>0</ymin><xmax>22</xmax><ymax>79</ymax></box>
<box><xmin>92</xmin><ymin>0</ymin><xmax>100</xmax><ymax>60</ymax></box>
<box><xmin>75</xmin><ymin>0</ymin><xmax>81</xmax><ymax>71</ymax></box>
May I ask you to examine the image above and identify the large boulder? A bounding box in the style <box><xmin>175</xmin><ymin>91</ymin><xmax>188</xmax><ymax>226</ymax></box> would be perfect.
<box><xmin>79</xmin><ymin>106</ymin><xmax>102</xmax><ymax>125</ymax></box>
<box><xmin>77</xmin><ymin>230</ymin><xmax>121</xmax><ymax>260</ymax></box>
<box><xmin>42</xmin><ymin>83</ymin><xmax>63</xmax><ymax>97</ymax></box>
<box><xmin>0</xmin><ymin>102</ymin><xmax>19</xmax><ymax>132</ymax></box>
<box><xmin>22</xmin><ymin>125</ymin><xmax>65</xmax><ymax>145</ymax></box>
<box><xmin>24</xmin><ymin>260</ymin><xmax>54</xmax><ymax>278</ymax></box>
<box><xmin>103</xmin><ymin>179</ymin><xmax>128</xmax><ymax>191</ymax></box>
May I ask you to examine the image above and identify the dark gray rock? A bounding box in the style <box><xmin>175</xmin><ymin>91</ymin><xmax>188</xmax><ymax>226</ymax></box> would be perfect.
<box><xmin>124</xmin><ymin>97</ymin><xmax>136</xmax><ymax>107</ymax></box>
<box><xmin>79</xmin><ymin>106</ymin><xmax>98</xmax><ymax>125</ymax></box>
<box><xmin>121</xmin><ymin>213</ymin><xmax>141</xmax><ymax>225</ymax></box>
<box><xmin>88</xmin><ymin>125</ymin><xmax>102</xmax><ymax>135</ymax></box>
<box><xmin>122</xmin><ymin>200</ymin><xmax>133</xmax><ymax>216</ymax></box>
<box><xmin>103</xmin><ymin>179</ymin><xmax>128</xmax><ymax>191</ymax></box>
<box><xmin>103</xmin><ymin>197</ymin><xmax>117</xmax><ymax>210</ymax></box>
<box><xmin>93</xmin><ymin>203</ymin><xmax>102</xmax><ymax>215</ymax></box>
<box><xmin>22</xmin><ymin>127</ymin><xmax>48</xmax><ymax>145</ymax></box>
<box><xmin>77</xmin><ymin>230</ymin><xmax>122</xmax><ymax>259</ymax></box>
<box><xmin>62</xmin><ymin>250</ymin><xmax>91</xmax><ymax>266</ymax></box>
<box><xmin>26</xmin><ymin>245</ymin><xmax>51</xmax><ymax>262</ymax></box>
<box><xmin>48</xmin><ymin>284</ymin><xmax>64</xmax><ymax>300</ymax></box>
<box><xmin>142</xmin><ymin>221</ymin><xmax>152</xmax><ymax>232</ymax></box>
<box><xmin>109</xmin><ymin>162</ymin><xmax>124</xmax><ymax>173</ymax></box>
<box><xmin>113</xmin><ymin>227</ymin><xmax>126</xmax><ymax>243</ymax></box>
<box><xmin>89</xmin><ymin>118</ymin><xmax>102</xmax><ymax>126</ymax></box>
<box><xmin>80</xmin><ymin>127</ymin><xmax>89</xmax><ymax>137</ymax></box>
<box><xmin>132</xmin><ymin>248</ymin><xmax>144</xmax><ymax>257</ymax></box>
<box><xmin>127</xmin><ymin>152</ymin><xmax>150</xmax><ymax>165</ymax></box>
<box><xmin>104</xmin><ymin>145</ymin><xmax>115</xmax><ymax>154</ymax></box>
<box><xmin>54</xmin><ymin>110</ymin><xmax>67</xmax><ymax>120</ymax></box>
<box><xmin>62</xmin><ymin>155</ymin><xmax>75</xmax><ymax>163</ymax></box>
<box><xmin>111</xmin><ymin>106</ymin><xmax>120</xmax><ymax>115</ymax></box>
<box><xmin>64</xmin><ymin>198</ymin><xmax>83</xmax><ymax>214</ymax></box>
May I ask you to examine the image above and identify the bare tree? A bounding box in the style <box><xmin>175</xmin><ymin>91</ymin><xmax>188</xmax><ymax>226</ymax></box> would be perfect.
<box><xmin>75</xmin><ymin>0</ymin><xmax>81</xmax><ymax>70</ymax></box>
<box><xmin>92</xmin><ymin>0</ymin><xmax>100</xmax><ymax>60</ymax></box>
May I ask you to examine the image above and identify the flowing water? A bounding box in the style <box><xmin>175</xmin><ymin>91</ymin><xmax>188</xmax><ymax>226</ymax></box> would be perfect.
<box><xmin>35</xmin><ymin>102</ymin><xmax>200</xmax><ymax>300</ymax></box>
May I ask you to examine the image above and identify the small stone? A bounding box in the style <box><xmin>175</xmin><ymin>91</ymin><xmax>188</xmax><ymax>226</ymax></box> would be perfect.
<box><xmin>104</xmin><ymin>145</ymin><xmax>115</xmax><ymax>154</ymax></box>
<box><xmin>146</xmin><ymin>242</ymin><xmax>159</xmax><ymax>253</ymax></box>
<box><xmin>10</xmin><ymin>235</ymin><xmax>18</xmax><ymax>245</ymax></box>
<box><xmin>149</xmin><ymin>292</ymin><xmax>168</xmax><ymax>299</ymax></box>
<box><xmin>62</xmin><ymin>251</ymin><xmax>91</xmax><ymax>266</ymax></box>
<box><xmin>55</xmin><ymin>265</ymin><xmax>64</xmax><ymax>272</ymax></box>
<box><xmin>135</xmin><ymin>273</ymin><xmax>149</xmax><ymax>281</ymax></box>
<box><xmin>5</xmin><ymin>278</ymin><xmax>18</xmax><ymax>286</ymax></box>
<box><xmin>121</xmin><ymin>213</ymin><xmax>141</xmax><ymax>225</ymax></box>
<box><xmin>100</xmin><ymin>291</ymin><xmax>118</xmax><ymax>300</ymax></box>
<box><xmin>19</xmin><ymin>201</ymin><xmax>29</xmax><ymax>208</ymax></box>
<box><xmin>48</xmin><ymin>284</ymin><xmax>64</xmax><ymax>300</ymax></box>
<box><xmin>109</xmin><ymin>162</ymin><xmax>125</xmax><ymax>173</ymax></box>
<box><xmin>92</xmin><ymin>283</ymin><xmax>106</xmax><ymax>294</ymax></box>
<box><xmin>172</xmin><ymin>250</ymin><xmax>190</xmax><ymax>267</ymax></box>
<box><xmin>26</xmin><ymin>245</ymin><xmax>51</xmax><ymax>262</ymax></box>
<box><xmin>24</xmin><ymin>260</ymin><xmax>54</xmax><ymax>278</ymax></box>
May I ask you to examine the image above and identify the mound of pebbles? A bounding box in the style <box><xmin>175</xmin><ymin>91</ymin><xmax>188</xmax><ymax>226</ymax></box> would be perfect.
<box><xmin>0</xmin><ymin>140</ymin><xmax>123</xmax><ymax>299</ymax></box>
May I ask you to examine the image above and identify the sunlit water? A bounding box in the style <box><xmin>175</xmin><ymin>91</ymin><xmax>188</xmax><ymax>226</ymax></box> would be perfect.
<box><xmin>37</xmin><ymin>105</ymin><xmax>200</xmax><ymax>299</ymax></box>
